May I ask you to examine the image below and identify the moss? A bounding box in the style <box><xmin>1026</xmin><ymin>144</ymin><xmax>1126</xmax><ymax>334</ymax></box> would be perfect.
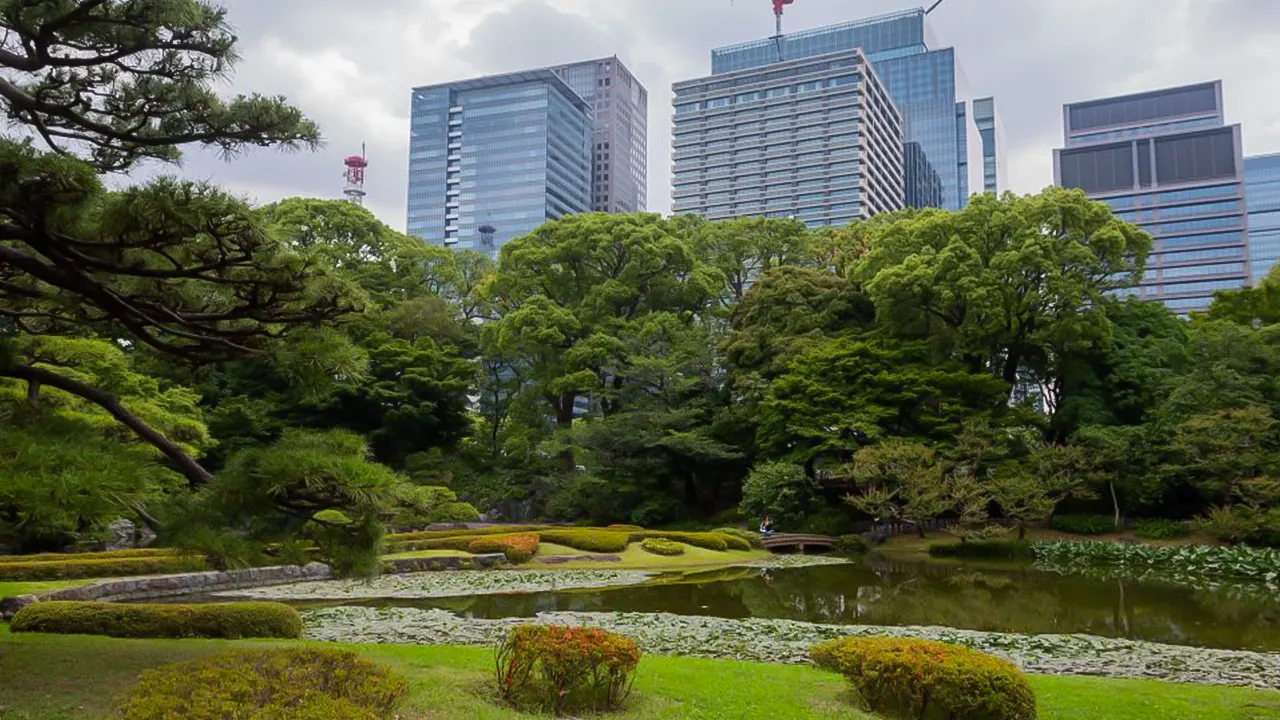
<box><xmin>10</xmin><ymin>601</ymin><xmax>301</xmax><ymax>639</ymax></box>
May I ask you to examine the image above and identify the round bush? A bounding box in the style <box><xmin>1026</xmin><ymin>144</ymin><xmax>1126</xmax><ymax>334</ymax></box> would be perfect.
<box><xmin>467</xmin><ymin>533</ymin><xmax>540</xmax><ymax>563</ymax></box>
<box><xmin>811</xmin><ymin>637</ymin><xmax>1036</xmax><ymax>720</ymax></box>
<box><xmin>10</xmin><ymin>601</ymin><xmax>301</xmax><ymax>639</ymax></box>
<box><xmin>118</xmin><ymin>648</ymin><xmax>407</xmax><ymax>720</ymax></box>
<box><xmin>834</xmin><ymin>534</ymin><xmax>870</xmax><ymax>555</ymax></box>
<box><xmin>640</xmin><ymin>538</ymin><xmax>685</xmax><ymax>556</ymax></box>
<box><xmin>1050</xmin><ymin>514</ymin><xmax>1115</xmax><ymax>536</ymax></box>
<box><xmin>427</xmin><ymin>501</ymin><xmax>482</xmax><ymax>524</ymax></box>
<box><xmin>495</xmin><ymin>625</ymin><xmax>641</xmax><ymax>714</ymax></box>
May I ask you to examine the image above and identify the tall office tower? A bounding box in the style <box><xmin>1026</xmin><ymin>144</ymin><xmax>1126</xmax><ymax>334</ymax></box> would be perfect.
<box><xmin>1054</xmin><ymin>81</ymin><xmax>1250</xmax><ymax>314</ymax></box>
<box><xmin>973</xmin><ymin>96</ymin><xmax>1006</xmax><ymax>194</ymax></box>
<box><xmin>406</xmin><ymin>69</ymin><xmax>592</xmax><ymax>255</ymax></box>
<box><xmin>551</xmin><ymin>57</ymin><xmax>648</xmax><ymax>214</ymax></box>
<box><xmin>671</xmin><ymin>47</ymin><xmax>905</xmax><ymax>227</ymax></box>
<box><xmin>704</xmin><ymin>8</ymin><xmax>985</xmax><ymax>211</ymax></box>
<box><xmin>1246</xmin><ymin>154</ymin><xmax>1280</xmax><ymax>282</ymax></box>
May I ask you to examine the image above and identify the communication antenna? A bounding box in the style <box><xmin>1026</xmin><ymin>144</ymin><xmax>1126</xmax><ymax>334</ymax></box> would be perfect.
<box><xmin>771</xmin><ymin>0</ymin><xmax>795</xmax><ymax>61</ymax></box>
<box><xmin>343</xmin><ymin>142</ymin><xmax>368</xmax><ymax>206</ymax></box>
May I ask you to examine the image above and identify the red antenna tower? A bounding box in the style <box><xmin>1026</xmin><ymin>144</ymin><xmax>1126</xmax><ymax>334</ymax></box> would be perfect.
<box><xmin>771</xmin><ymin>0</ymin><xmax>796</xmax><ymax>59</ymax></box>
<box><xmin>343</xmin><ymin>143</ymin><xmax>368</xmax><ymax>206</ymax></box>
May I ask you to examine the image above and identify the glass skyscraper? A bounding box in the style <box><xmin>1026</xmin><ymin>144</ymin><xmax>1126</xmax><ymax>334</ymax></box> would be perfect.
<box><xmin>551</xmin><ymin>57</ymin><xmax>648</xmax><ymax>214</ymax></box>
<box><xmin>973</xmin><ymin>96</ymin><xmax>1006</xmax><ymax>194</ymax></box>
<box><xmin>1246</xmin><ymin>154</ymin><xmax>1280</xmax><ymax>282</ymax></box>
<box><xmin>407</xmin><ymin>69</ymin><xmax>592</xmax><ymax>254</ymax></box>
<box><xmin>671</xmin><ymin>47</ymin><xmax>905</xmax><ymax>227</ymax></box>
<box><xmin>1054</xmin><ymin>81</ymin><xmax>1250</xmax><ymax>314</ymax></box>
<box><xmin>707</xmin><ymin>8</ymin><xmax>984</xmax><ymax>211</ymax></box>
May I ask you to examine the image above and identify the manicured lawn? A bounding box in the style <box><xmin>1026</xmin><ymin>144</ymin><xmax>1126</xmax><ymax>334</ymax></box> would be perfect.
<box><xmin>2</xmin><ymin>627</ymin><xmax>1277</xmax><ymax>719</ymax></box>
<box><xmin>0</xmin><ymin>580</ymin><xmax>93</xmax><ymax>598</ymax></box>
<box><xmin>385</xmin><ymin>541</ymin><xmax>772</xmax><ymax>572</ymax></box>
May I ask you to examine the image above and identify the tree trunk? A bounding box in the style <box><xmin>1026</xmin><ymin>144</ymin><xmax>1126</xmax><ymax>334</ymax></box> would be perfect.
<box><xmin>1</xmin><ymin>364</ymin><xmax>213</xmax><ymax>486</ymax></box>
<box><xmin>26</xmin><ymin>378</ymin><xmax>40</xmax><ymax>408</ymax></box>
<box><xmin>555</xmin><ymin>393</ymin><xmax>577</xmax><ymax>472</ymax></box>
<box><xmin>1002</xmin><ymin>348</ymin><xmax>1022</xmax><ymax>386</ymax></box>
<box><xmin>1018</xmin><ymin>521</ymin><xmax>1027</xmax><ymax>540</ymax></box>
<box><xmin>1109</xmin><ymin>480</ymin><xmax>1121</xmax><ymax>531</ymax></box>
<box><xmin>915</xmin><ymin>522</ymin><xmax>927</xmax><ymax>539</ymax></box>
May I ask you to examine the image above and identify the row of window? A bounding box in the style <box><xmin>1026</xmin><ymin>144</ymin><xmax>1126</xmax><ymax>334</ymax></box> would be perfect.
<box><xmin>675</xmin><ymin>75</ymin><xmax>863</xmax><ymax>115</ymax></box>
<box><xmin>1156</xmin><ymin>246</ymin><xmax>1243</xmax><ymax>264</ymax></box>
<box><xmin>1067</xmin><ymin>116</ymin><xmax>1219</xmax><ymax>146</ymax></box>
<box><xmin>1160</xmin><ymin>262</ymin><xmax>1245</xmax><ymax>279</ymax></box>
<box><xmin>1149</xmin><ymin>215</ymin><xmax>1243</xmax><ymax>235</ymax></box>
<box><xmin>1117</xmin><ymin>199</ymin><xmax>1242</xmax><ymax>224</ymax></box>
<box><xmin>1156</xmin><ymin>230</ymin><xmax>1245</xmax><ymax>250</ymax></box>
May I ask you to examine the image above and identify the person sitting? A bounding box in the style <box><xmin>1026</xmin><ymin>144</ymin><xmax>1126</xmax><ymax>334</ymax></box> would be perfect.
<box><xmin>759</xmin><ymin>516</ymin><xmax>776</xmax><ymax>537</ymax></box>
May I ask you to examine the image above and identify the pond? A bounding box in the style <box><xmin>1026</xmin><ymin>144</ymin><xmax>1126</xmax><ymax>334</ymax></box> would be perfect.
<box><xmin>275</xmin><ymin>555</ymin><xmax>1280</xmax><ymax>653</ymax></box>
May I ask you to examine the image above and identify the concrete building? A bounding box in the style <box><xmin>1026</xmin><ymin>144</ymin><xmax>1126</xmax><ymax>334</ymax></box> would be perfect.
<box><xmin>1246</xmin><ymin>153</ymin><xmax>1280</xmax><ymax>283</ymax></box>
<box><xmin>671</xmin><ymin>47</ymin><xmax>904</xmax><ymax>227</ymax></box>
<box><xmin>1054</xmin><ymin>81</ymin><xmax>1250</xmax><ymax>314</ymax></box>
<box><xmin>406</xmin><ymin>69</ymin><xmax>592</xmax><ymax>255</ymax></box>
<box><xmin>704</xmin><ymin>8</ymin><xmax>987</xmax><ymax>212</ymax></box>
<box><xmin>973</xmin><ymin>96</ymin><xmax>1006</xmax><ymax>194</ymax></box>
<box><xmin>551</xmin><ymin>57</ymin><xmax>648</xmax><ymax>215</ymax></box>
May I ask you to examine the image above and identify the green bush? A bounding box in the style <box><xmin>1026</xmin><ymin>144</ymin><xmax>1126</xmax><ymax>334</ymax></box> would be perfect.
<box><xmin>1134</xmin><ymin>518</ymin><xmax>1190</xmax><ymax>540</ymax></box>
<box><xmin>708</xmin><ymin>507</ymin><xmax>745</xmax><ymax>526</ymax></box>
<box><xmin>0</xmin><ymin>548</ymin><xmax>176</xmax><ymax>564</ymax></box>
<box><xmin>834</xmin><ymin>534</ymin><xmax>870</xmax><ymax>555</ymax></box>
<box><xmin>637</xmin><ymin>531</ymin><xmax>748</xmax><ymax>552</ymax></box>
<box><xmin>811</xmin><ymin>637</ymin><xmax>1037</xmax><ymax>720</ymax></box>
<box><xmin>928</xmin><ymin>541</ymin><xmax>1036</xmax><ymax>560</ymax></box>
<box><xmin>716</xmin><ymin>527</ymin><xmax>763</xmax><ymax>548</ymax></box>
<box><xmin>640</xmin><ymin>538</ymin><xmax>685</xmax><ymax>556</ymax></box>
<box><xmin>384</xmin><ymin>535</ymin><xmax>475</xmax><ymax>554</ymax></box>
<box><xmin>387</xmin><ymin>525</ymin><xmax>550</xmax><ymax>543</ymax></box>
<box><xmin>802</xmin><ymin>507</ymin><xmax>860</xmax><ymax>537</ymax></box>
<box><xmin>1050</xmin><ymin>514</ymin><xmax>1116</xmax><ymax>536</ymax></box>
<box><xmin>495</xmin><ymin>625</ymin><xmax>641</xmax><ymax>714</ymax></box>
<box><xmin>467</xmin><ymin>534</ymin><xmax>539</xmax><ymax>564</ymax></box>
<box><xmin>10</xmin><ymin>601</ymin><xmax>301</xmax><ymax>639</ymax></box>
<box><xmin>607</xmin><ymin>524</ymin><xmax>646</xmax><ymax>532</ymax></box>
<box><xmin>537</xmin><ymin>529</ymin><xmax>631</xmax><ymax>553</ymax></box>
<box><xmin>427</xmin><ymin>501</ymin><xmax>481</xmax><ymax>524</ymax></box>
<box><xmin>0</xmin><ymin>555</ymin><xmax>206</xmax><ymax>580</ymax></box>
<box><xmin>117</xmin><ymin>648</ymin><xmax>407</xmax><ymax>720</ymax></box>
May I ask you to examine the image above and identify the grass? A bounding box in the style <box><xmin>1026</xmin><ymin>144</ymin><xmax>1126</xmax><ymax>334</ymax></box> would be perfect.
<box><xmin>0</xmin><ymin>580</ymin><xmax>94</xmax><ymax>598</ymax></box>
<box><xmin>385</xmin><ymin>540</ymin><xmax>772</xmax><ymax>571</ymax></box>
<box><xmin>1</xmin><ymin>628</ymin><xmax>1277</xmax><ymax>720</ymax></box>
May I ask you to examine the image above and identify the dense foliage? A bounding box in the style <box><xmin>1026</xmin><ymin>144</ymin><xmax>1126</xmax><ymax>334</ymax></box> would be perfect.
<box><xmin>810</xmin><ymin>637</ymin><xmax>1037</xmax><ymax>719</ymax></box>
<box><xmin>494</xmin><ymin>624</ymin><xmax>641</xmax><ymax>714</ymax></box>
<box><xmin>117</xmin><ymin>649</ymin><xmax>407</xmax><ymax>720</ymax></box>
<box><xmin>10</xmin><ymin>601</ymin><xmax>301</xmax><ymax>639</ymax></box>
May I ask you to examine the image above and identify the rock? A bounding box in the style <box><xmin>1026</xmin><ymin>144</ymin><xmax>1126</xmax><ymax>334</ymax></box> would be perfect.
<box><xmin>0</xmin><ymin>594</ymin><xmax>38</xmax><ymax>621</ymax></box>
<box><xmin>104</xmin><ymin>518</ymin><xmax>136</xmax><ymax>551</ymax></box>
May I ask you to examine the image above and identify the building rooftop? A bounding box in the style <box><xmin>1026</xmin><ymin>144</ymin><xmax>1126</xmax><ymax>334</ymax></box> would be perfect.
<box><xmin>412</xmin><ymin>67</ymin><xmax>593</xmax><ymax>111</ymax></box>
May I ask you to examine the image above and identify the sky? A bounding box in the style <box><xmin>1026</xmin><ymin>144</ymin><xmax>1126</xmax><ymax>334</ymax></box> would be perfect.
<box><xmin>163</xmin><ymin>0</ymin><xmax>1280</xmax><ymax>231</ymax></box>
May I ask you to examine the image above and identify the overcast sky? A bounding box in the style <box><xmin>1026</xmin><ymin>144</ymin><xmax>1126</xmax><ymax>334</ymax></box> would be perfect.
<box><xmin>168</xmin><ymin>0</ymin><xmax>1280</xmax><ymax>230</ymax></box>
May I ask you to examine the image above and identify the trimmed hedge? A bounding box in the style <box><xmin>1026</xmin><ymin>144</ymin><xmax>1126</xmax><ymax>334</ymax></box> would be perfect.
<box><xmin>928</xmin><ymin>541</ymin><xmax>1036</xmax><ymax>560</ymax></box>
<box><xmin>118</xmin><ymin>648</ymin><xmax>407</xmax><ymax>720</ymax></box>
<box><xmin>1050</xmin><ymin>514</ymin><xmax>1116</xmax><ymax>536</ymax></box>
<box><xmin>387</xmin><ymin>525</ymin><xmax>550</xmax><ymax>543</ymax></box>
<box><xmin>495</xmin><ymin>625</ymin><xmax>641</xmax><ymax>714</ymax></box>
<box><xmin>811</xmin><ymin>637</ymin><xmax>1037</xmax><ymax>720</ymax></box>
<box><xmin>0</xmin><ymin>555</ymin><xmax>206</xmax><ymax>581</ymax></box>
<box><xmin>0</xmin><ymin>548</ymin><xmax>177</xmax><ymax>564</ymax></box>
<box><xmin>640</xmin><ymin>538</ymin><xmax>685</xmax><ymax>556</ymax></box>
<box><xmin>10</xmin><ymin>601</ymin><xmax>302</xmax><ymax>639</ymax></box>
<box><xmin>716</xmin><ymin>527</ymin><xmax>764</xmax><ymax>549</ymax></box>
<box><xmin>537</xmin><ymin>529</ymin><xmax>631</xmax><ymax>553</ymax></box>
<box><xmin>468</xmin><ymin>534</ymin><xmax>540</xmax><ymax>564</ymax></box>
<box><xmin>384</xmin><ymin>535</ymin><xmax>475</xmax><ymax>554</ymax></box>
<box><xmin>635</xmin><ymin>531</ymin><xmax>749</xmax><ymax>552</ymax></box>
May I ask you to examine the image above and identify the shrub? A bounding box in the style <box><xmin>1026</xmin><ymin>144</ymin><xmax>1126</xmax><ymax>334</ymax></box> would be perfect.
<box><xmin>538</xmin><ymin>529</ymin><xmax>631</xmax><ymax>553</ymax></box>
<box><xmin>387</xmin><ymin>525</ymin><xmax>550</xmax><ymax>543</ymax></box>
<box><xmin>0</xmin><ymin>548</ymin><xmax>176</xmax><ymax>564</ymax></box>
<box><xmin>1134</xmin><ymin>518</ymin><xmax>1190</xmax><ymax>540</ymax></box>
<box><xmin>495</xmin><ymin>624</ymin><xmax>641</xmax><ymax>714</ymax></box>
<box><xmin>607</xmin><ymin>524</ymin><xmax>645</xmax><ymax>532</ymax></box>
<box><xmin>10</xmin><ymin>601</ymin><xmax>301</xmax><ymax>639</ymax></box>
<box><xmin>640</xmin><ymin>538</ymin><xmax>685</xmax><ymax>556</ymax></box>
<box><xmin>468</xmin><ymin>534</ymin><xmax>540</xmax><ymax>564</ymax></box>
<box><xmin>636</xmin><ymin>531</ymin><xmax>748</xmax><ymax>552</ymax></box>
<box><xmin>117</xmin><ymin>648</ymin><xmax>407</xmax><ymax>720</ymax></box>
<box><xmin>384</xmin><ymin>535</ymin><xmax>476</xmax><ymax>554</ymax></box>
<box><xmin>810</xmin><ymin>637</ymin><xmax>1036</xmax><ymax>720</ymax></box>
<box><xmin>802</xmin><ymin>507</ymin><xmax>860</xmax><ymax>537</ymax></box>
<box><xmin>1050</xmin><ymin>514</ymin><xmax>1115</xmax><ymax>536</ymax></box>
<box><xmin>311</xmin><ymin>509</ymin><xmax>353</xmax><ymax>526</ymax></box>
<box><xmin>834</xmin><ymin>534</ymin><xmax>870</xmax><ymax>555</ymax></box>
<box><xmin>427</xmin><ymin>501</ymin><xmax>482</xmax><ymax>524</ymax></box>
<box><xmin>708</xmin><ymin>507</ymin><xmax>745</xmax><ymax>526</ymax></box>
<box><xmin>928</xmin><ymin>541</ymin><xmax>1036</xmax><ymax>560</ymax></box>
<box><xmin>0</xmin><ymin>555</ymin><xmax>206</xmax><ymax>580</ymax></box>
<box><xmin>716</xmin><ymin>527</ymin><xmax>763</xmax><ymax>548</ymax></box>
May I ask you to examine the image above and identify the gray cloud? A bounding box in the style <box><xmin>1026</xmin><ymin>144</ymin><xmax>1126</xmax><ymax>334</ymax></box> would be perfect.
<box><xmin>141</xmin><ymin>0</ymin><xmax>1280</xmax><ymax>229</ymax></box>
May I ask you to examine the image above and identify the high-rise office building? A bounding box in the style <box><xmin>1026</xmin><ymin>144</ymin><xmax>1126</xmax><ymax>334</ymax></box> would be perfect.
<box><xmin>1054</xmin><ymin>81</ymin><xmax>1250</xmax><ymax>314</ymax></box>
<box><xmin>671</xmin><ymin>47</ymin><xmax>905</xmax><ymax>227</ymax></box>
<box><xmin>705</xmin><ymin>8</ymin><xmax>984</xmax><ymax>211</ymax></box>
<box><xmin>973</xmin><ymin>96</ymin><xmax>1006</xmax><ymax>194</ymax></box>
<box><xmin>551</xmin><ymin>57</ymin><xmax>648</xmax><ymax>214</ymax></box>
<box><xmin>406</xmin><ymin>69</ymin><xmax>592</xmax><ymax>254</ymax></box>
<box><xmin>1246</xmin><ymin>153</ymin><xmax>1280</xmax><ymax>283</ymax></box>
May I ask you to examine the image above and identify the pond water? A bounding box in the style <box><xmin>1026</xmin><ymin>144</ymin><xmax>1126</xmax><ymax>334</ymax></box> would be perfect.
<box><xmin>285</xmin><ymin>555</ymin><xmax>1280</xmax><ymax>653</ymax></box>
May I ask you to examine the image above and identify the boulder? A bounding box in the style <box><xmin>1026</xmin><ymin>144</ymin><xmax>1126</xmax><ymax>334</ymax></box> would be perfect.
<box><xmin>0</xmin><ymin>594</ymin><xmax>38</xmax><ymax>621</ymax></box>
<box><xmin>104</xmin><ymin>518</ymin><xmax>136</xmax><ymax>551</ymax></box>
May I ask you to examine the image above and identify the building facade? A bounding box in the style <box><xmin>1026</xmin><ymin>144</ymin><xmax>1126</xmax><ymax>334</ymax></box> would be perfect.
<box><xmin>1054</xmin><ymin>81</ymin><xmax>1250</xmax><ymax>314</ymax></box>
<box><xmin>973</xmin><ymin>96</ymin><xmax>1006</xmax><ymax>194</ymax></box>
<box><xmin>406</xmin><ymin>69</ymin><xmax>592</xmax><ymax>254</ymax></box>
<box><xmin>1246</xmin><ymin>154</ymin><xmax>1280</xmax><ymax>283</ymax></box>
<box><xmin>671</xmin><ymin>47</ymin><xmax>905</xmax><ymax>227</ymax></box>
<box><xmin>551</xmin><ymin>57</ymin><xmax>648</xmax><ymax>214</ymax></box>
<box><xmin>706</xmin><ymin>8</ymin><xmax>984</xmax><ymax>211</ymax></box>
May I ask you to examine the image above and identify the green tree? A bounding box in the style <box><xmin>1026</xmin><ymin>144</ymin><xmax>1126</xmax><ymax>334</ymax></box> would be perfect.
<box><xmin>694</xmin><ymin>217</ymin><xmax>812</xmax><ymax>309</ymax></box>
<box><xmin>739</xmin><ymin>462</ymin><xmax>818</xmax><ymax>528</ymax></box>
<box><xmin>844</xmin><ymin>439</ymin><xmax>954</xmax><ymax>539</ymax></box>
<box><xmin>1170</xmin><ymin>406</ymin><xmax>1279</xmax><ymax>507</ymax></box>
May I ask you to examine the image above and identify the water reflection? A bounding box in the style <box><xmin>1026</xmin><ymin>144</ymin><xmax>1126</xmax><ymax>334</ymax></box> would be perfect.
<box><xmin>332</xmin><ymin>555</ymin><xmax>1280</xmax><ymax>652</ymax></box>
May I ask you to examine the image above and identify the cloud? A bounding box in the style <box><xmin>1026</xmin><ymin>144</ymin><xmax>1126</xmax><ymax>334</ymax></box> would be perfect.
<box><xmin>120</xmin><ymin>0</ymin><xmax>1280</xmax><ymax>229</ymax></box>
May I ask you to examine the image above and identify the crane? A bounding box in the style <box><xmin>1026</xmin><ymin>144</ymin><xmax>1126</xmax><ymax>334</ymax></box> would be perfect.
<box><xmin>735</xmin><ymin>0</ymin><xmax>951</xmax><ymax>62</ymax></box>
